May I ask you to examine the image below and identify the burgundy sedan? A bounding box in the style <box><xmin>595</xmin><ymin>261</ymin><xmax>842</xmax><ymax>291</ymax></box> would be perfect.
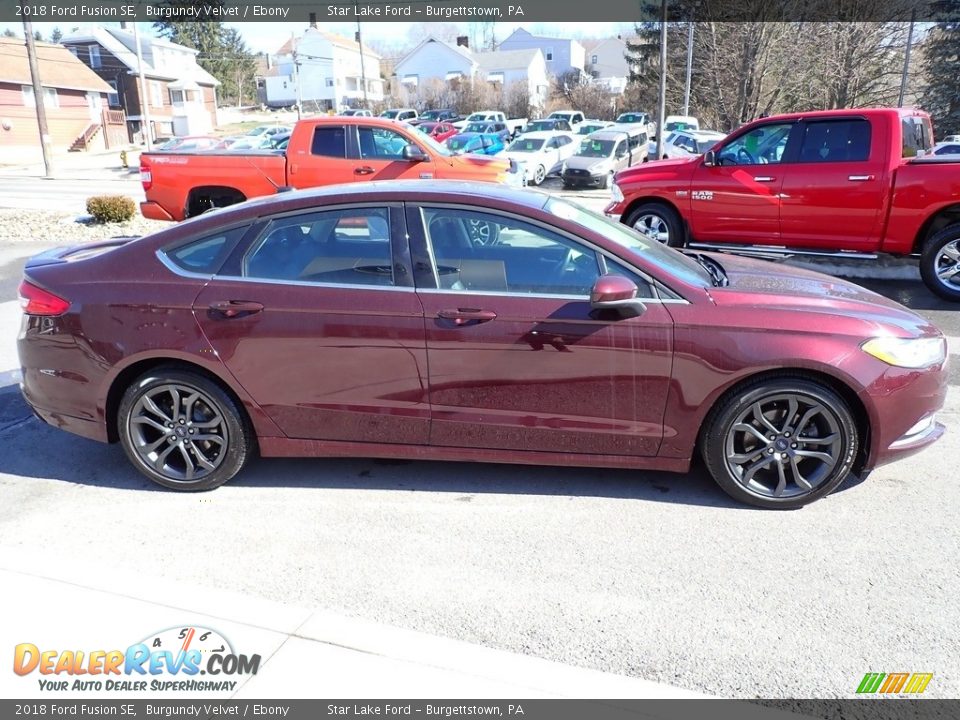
<box><xmin>17</xmin><ymin>182</ymin><xmax>947</xmax><ymax>508</ymax></box>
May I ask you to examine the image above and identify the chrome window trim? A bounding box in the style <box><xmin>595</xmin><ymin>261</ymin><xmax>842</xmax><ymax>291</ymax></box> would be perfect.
<box><xmin>204</xmin><ymin>273</ymin><xmax>414</xmax><ymax>293</ymax></box>
<box><xmin>155</xmin><ymin>249</ymin><xmax>216</xmax><ymax>281</ymax></box>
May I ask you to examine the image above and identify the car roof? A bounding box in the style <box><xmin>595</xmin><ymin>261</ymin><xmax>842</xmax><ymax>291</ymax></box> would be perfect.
<box><xmin>586</xmin><ymin>130</ymin><xmax>630</xmax><ymax>141</ymax></box>
<box><xmin>605</xmin><ymin>123</ymin><xmax>646</xmax><ymax>135</ymax></box>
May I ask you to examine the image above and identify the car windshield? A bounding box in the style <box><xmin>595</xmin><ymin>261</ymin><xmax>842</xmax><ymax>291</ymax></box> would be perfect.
<box><xmin>544</xmin><ymin>198</ymin><xmax>711</xmax><ymax>288</ymax></box>
<box><xmin>666</xmin><ymin>121</ymin><xmax>693</xmax><ymax>131</ymax></box>
<box><xmin>381</xmin><ymin>110</ymin><xmax>400</xmax><ymax>119</ymax></box>
<box><xmin>466</xmin><ymin>113</ymin><xmax>489</xmax><ymax>121</ymax></box>
<box><xmin>421</xmin><ymin>111</ymin><xmax>441</xmax><ymax>120</ymax></box>
<box><xmin>526</xmin><ymin>121</ymin><xmax>554</xmax><ymax>131</ymax></box>
<box><xmin>578</xmin><ymin>125</ymin><xmax>602</xmax><ymax>135</ymax></box>
<box><xmin>576</xmin><ymin>139</ymin><xmax>615</xmax><ymax>158</ymax></box>
<box><xmin>617</xmin><ymin>114</ymin><xmax>641</xmax><ymax>123</ymax></box>
<box><xmin>466</xmin><ymin>123</ymin><xmax>491</xmax><ymax>133</ymax></box>
<box><xmin>507</xmin><ymin>138</ymin><xmax>545</xmax><ymax>152</ymax></box>
<box><xmin>447</xmin><ymin>137</ymin><xmax>473</xmax><ymax>151</ymax></box>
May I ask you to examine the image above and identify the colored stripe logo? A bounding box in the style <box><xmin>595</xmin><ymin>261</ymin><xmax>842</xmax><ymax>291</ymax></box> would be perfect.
<box><xmin>857</xmin><ymin>672</ymin><xmax>933</xmax><ymax>694</ymax></box>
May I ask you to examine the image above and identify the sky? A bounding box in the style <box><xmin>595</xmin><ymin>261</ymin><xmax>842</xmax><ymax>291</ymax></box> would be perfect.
<box><xmin>2</xmin><ymin>21</ymin><xmax>635</xmax><ymax>55</ymax></box>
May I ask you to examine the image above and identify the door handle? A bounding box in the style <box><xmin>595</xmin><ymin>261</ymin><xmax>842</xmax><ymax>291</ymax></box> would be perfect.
<box><xmin>208</xmin><ymin>300</ymin><xmax>264</xmax><ymax>318</ymax></box>
<box><xmin>753</xmin><ymin>175</ymin><xmax>776</xmax><ymax>182</ymax></box>
<box><xmin>354</xmin><ymin>166</ymin><xmax>375</xmax><ymax>175</ymax></box>
<box><xmin>437</xmin><ymin>308</ymin><xmax>497</xmax><ymax>325</ymax></box>
<box><xmin>848</xmin><ymin>174</ymin><xmax>875</xmax><ymax>181</ymax></box>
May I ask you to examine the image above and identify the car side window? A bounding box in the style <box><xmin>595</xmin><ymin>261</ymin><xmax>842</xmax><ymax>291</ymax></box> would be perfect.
<box><xmin>421</xmin><ymin>208</ymin><xmax>601</xmax><ymax>296</ymax></box>
<box><xmin>311</xmin><ymin>126</ymin><xmax>346</xmax><ymax>157</ymax></box>
<box><xmin>358</xmin><ymin>127</ymin><xmax>410</xmax><ymax>160</ymax></box>
<box><xmin>166</xmin><ymin>227</ymin><xmax>246</xmax><ymax>274</ymax></box>
<box><xmin>242</xmin><ymin>208</ymin><xmax>394</xmax><ymax>287</ymax></box>
<box><xmin>718</xmin><ymin>122</ymin><xmax>793</xmax><ymax>166</ymax></box>
<box><xmin>797</xmin><ymin>119</ymin><xmax>871</xmax><ymax>163</ymax></box>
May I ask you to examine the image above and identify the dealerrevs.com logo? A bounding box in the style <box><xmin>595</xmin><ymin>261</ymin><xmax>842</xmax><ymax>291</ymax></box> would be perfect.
<box><xmin>13</xmin><ymin>626</ymin><xmax>261</xmax><ymax>692</ymax></box>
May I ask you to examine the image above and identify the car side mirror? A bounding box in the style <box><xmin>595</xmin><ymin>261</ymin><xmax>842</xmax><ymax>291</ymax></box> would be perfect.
<box><xmin>402</xmin><ymin>144</ymin><xmax>428</xmax><ymax>162</ymax></box>
<box><xmin>703</xmin><ymin>150</ymin><xmax>717</xmax><ymax>167</ymax></box>
<box><xmin>590</xmin><ymin>275</ymin><xmax>646</xmax><ymax>318</ymax></box>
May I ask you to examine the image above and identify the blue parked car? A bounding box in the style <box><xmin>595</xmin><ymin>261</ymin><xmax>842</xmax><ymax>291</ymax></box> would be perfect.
<box><xmin>445</xmin><ymin>132</ymin><xmax>505</xmax><ymax>156</ymax></box>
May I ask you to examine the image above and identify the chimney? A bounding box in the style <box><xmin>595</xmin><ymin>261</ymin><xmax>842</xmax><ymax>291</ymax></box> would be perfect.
<box><xmin>309</xmin><ymin>12</ymin><xmax>317</xmax><ymax>28</ymax></box>
<box><xmin>120</xmin><ymin>21</ymin><xmax>128</xmax><ymax>29</ymax></box>
<box><xmin>456</xmin><ymin>36</ymin><xmax>469</xmax><ymax>48</ymax></box>
<box><xmin>355</xmin><ymin>31</ymin><xmax>361</xmax><ymax>43</ymax></box>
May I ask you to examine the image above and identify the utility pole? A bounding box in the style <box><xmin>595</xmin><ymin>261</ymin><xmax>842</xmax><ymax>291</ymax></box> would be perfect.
<box><xmin>133</xmin><ymin>22</ymin><xmax>153</xmax><ymax>149</ymax></box>
<box><xmin>355</xmin><ymin>3</ymin><xmax>369</xmax><ymax>108</ymax></box>
<box><xmin>898</xmin><ymin>10</ymin><xmax>917</xmax><ymax>108</ymax></box>
<box><xmin>293</xmin><ymin>40</ymin><xmax>303</xmax><ymax>120</ymax></box>
<box><xmin>683</xmin><ymin>21</ymin><xmax>694</xmax><ymax>117</ymax></box>
<box><xmin>655</xmin><ymin>0</ymin><xmax>668</xmax><ymax>158</ymax></box>
<box><xmin>21</xmin><ymin>8</ymin><xmax>53</xmax><ymax>177</ymax></box>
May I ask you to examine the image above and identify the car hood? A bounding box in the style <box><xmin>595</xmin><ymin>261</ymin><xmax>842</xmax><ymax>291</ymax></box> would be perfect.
<box><xmin>616</xmin><ymin>155</ymin><xmax>697</xmax><ymax>182</ymax></box>
<box><xmin>501</xmin><ymin>151</ymin><xmax>541</xmax><ymax>164</ymax></box>
<box><xmin>452</xmin><ymin>153</ymin><xmax>509</xmax><ymax>169</ymax></box>
<box><xmin>706</xmin><ymin>253</ymin><xmax>940</xmax><ymax>337</ymax></box>
<box><xmin>565</xmin><ymin>155</ymin><xmax>612</xmax><ymax>172</ymax></box>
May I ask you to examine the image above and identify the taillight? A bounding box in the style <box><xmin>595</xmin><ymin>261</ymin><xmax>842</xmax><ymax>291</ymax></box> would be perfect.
<box><xmin>18</xmin><ymin>281</ymin><xmax>70</xmax><ymax>316</ymax></box>
<box><xmin>140</xmin><ymin>163</ymin><xmax>152</xmax><ymax>191</ymax></box>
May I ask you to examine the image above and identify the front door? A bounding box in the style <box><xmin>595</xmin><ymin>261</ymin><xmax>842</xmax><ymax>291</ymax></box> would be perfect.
<box><xmin>407</xmin><ymin>205</ymin><xmax>674</xmax><ymax>457</ymax></box>
<box><xmin>288</xmin><ymin>123</ymin><xmax>357</xmax><ymax>188</ymax></box>
<box><xmin>193</xmin><ymin>204</ymin><xmax>430</xmax><ymax>444</ymax></box>
<box><xmin>689</xmin><ymin>121</ymin><xmax>796</xmax><ymax>244</ymax></box>
<box><xmin>354</xmin><ymin>124</ymin><xmax>435</xmax><ymax>181</ymax></box>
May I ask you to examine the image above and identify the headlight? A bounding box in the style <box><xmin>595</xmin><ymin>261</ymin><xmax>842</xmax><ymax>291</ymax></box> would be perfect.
<box><xmin>861</xmin><ymin>336</ymin><xmax>946</xmax><ymax>369</ymax></box>
<box><xmin>611</xmin><ymin>182</ymin><xmax>624</xmax><ymax>203</ymax></box>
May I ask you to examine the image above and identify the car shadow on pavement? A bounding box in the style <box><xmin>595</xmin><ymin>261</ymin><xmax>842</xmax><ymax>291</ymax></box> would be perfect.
<box><xmin>0</xmin><ymin>409</ymin><xmax>867</xmax><ymax>509</ymax></box>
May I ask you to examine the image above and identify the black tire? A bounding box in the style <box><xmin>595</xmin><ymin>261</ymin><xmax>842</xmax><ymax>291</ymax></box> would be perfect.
<box><xmin>531</xmin><ymin>164</ymin><xmax>546</xmax><ymax>186</ymax></box>
<box><xmin>920</xmin><ymin>222</ymin><xmax>960</xmax><ymax>302</ymax></box>
<box><xmin>600</xmin><ymin>171</ymin><xmax>612</xmax><ymax>190</ymax></box>
<box><xmin>700</xmin><ymin>377</ymin><xmax>858</xmax><ymax>509</ymax></box>
<box><xmin>623</xmin><ymin>202</ymin><xmax>685</xmax><ymax>247</ymax></box>
<box><xmin>118</xmin><ymin>367</ymin><xmax>254</xmax><ymax>491</ymax></box>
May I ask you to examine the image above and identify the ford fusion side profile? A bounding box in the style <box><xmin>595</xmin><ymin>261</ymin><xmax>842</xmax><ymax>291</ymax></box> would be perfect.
<box><xmin>18</xmin><ymin>181</ymin><xmax>947</xmax><ymax>508</ymax></box>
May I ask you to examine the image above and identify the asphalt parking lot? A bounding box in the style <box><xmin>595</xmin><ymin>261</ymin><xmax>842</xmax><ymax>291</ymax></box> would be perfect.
<box><xmin>0</xmin><ymin>182</ymin><xmax>958</xmax><ymax>700</ymax></box>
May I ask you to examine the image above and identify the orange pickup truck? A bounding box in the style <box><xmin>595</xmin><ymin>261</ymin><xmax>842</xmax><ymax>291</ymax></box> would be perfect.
<box><xmin>140</xmin><ymin>116</ymin><xmax>523</xmax><ymax>221</ymax></box>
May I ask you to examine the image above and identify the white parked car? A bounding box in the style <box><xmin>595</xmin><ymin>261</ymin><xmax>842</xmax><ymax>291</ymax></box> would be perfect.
<box><xmin>663</xmin><ymin>115</ymin><xmax>700</xmax><ymax>133</ymax></box>
<box><xmin>548</xmin><ymin>110</ymin><xmax>586</xmax><ymax>132</ymax></box>
<box><xmin>932</xmin><ymin>141</ymin><xmax>960</xmax><ymax>156</ymax></box>
<box><xmin>501</xmin><ymin>131</ymin><xmax>578</xmax><ymax>185</ymax></box>
<box><xmin>940</xmin><ymin>135</ymin><xmax>960</xmax><ymax>143</ymax></box>
<box><xmin>650</xmin><ymin>129</ymin><xmax>725</xmax><ymax>160</ymax></box>
<box><xmin>380</xmin><ymin>108</ymin><xmax>419</xmax><ymax>122</ymax></box>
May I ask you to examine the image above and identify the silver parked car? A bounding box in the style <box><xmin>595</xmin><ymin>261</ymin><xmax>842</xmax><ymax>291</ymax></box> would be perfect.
<box><xmin>562</xmin><ymin>129</ymin><xmax>644</xmax><ymax>189</ymax></box>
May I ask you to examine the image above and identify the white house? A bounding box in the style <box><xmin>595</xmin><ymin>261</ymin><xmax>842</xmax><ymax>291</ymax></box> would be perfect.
<box><xmin>393</xmin><ymin>37</ymin><xmax>549</xmax><ymax>110</ymax></box>
<box><xmin>585</xmin><ymin>37</ymin><xmax>634</xmax><ymax>94</ymax></box>
<box><xmin>264</xmin><ymin>28</ymin><xmax>383</xmax><ymax>110</ymax></box>
<box><xmin>497</xmin><ymin>28</ymin><xmax>586</xmax><ymax>78</ymax></box>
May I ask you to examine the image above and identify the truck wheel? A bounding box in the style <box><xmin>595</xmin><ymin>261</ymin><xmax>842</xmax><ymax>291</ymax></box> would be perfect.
<box><xmin>920</xmin><ymin>223</ymin><xmax>960</xmax><ymax>302</ymax></box>
<box><xmin>624</xmin><ymin>202</ymin><xmax>684</xmax><ymax>247</ymax></box>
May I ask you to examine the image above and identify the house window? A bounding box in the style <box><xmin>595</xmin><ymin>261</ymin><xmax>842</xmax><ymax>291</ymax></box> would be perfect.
<box><xmin>151</xmin><ymin>81</ymin><xmax>164</xmax><ymax>108</ymax></box>
<box><xmin>591</xmin><ymin>54</ymin><xmax>598</xmax><ymax>65</ymax></box>
<box><xmin>67</xmin><ymin>46</ymin><xmax>78</xmax><ymax>57</ymax></box>
<box><xmin>487</xmin><ymin>72</ymin><xmax>504</xmax><ymax>84</ymax></box>
<box><xmin>545</xmin><ymin>48</ymin><xmax>553</xmax><ymax>61</ymax></box>
<box><xmin>107</xmin><ymin>80</ymin><xmax>119</xmax><ymax>106</ymax></box>
<box><xmin>21</xmin><ymin>86</ymin><xmax>59</xmax><ymax>109</ymax></box>
<box><xmin>170</xmin><ymin>90</ymin><xmax>185</xmax><ymax>104</ymax></box>
<box><xmin>88</xmin><ymin>45</ymin><xmax>101</xmax><ymax>69</ymax></box>
<box><xmin>325</xmin><ymin>78</ymin><xmax>334</xmax><ymax>87</ymax></box>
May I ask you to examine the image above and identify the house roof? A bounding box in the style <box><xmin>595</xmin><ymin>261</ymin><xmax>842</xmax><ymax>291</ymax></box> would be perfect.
<box><xmin>0</xmin><ymin>37</ymin><xmax>113</xmax><ymax>93</ymax></box>
<box><xmin>475</xmin><ymin>48</ymin><xmax>541</xmax><ymax>71</ymax></box>
<box><xmin>395</xmin><ymin>36</ymin><xmax>476</xmax><ymax>73</ymax></box>
<box><xmin>62</xmin><ymin>26</ymin><xmax>219</xmax><ymax>86</ymax></box>
<box><xmin>275</xmin><ymin>29</ymin><xmax>381</xmax><ymax>60</ymax></box>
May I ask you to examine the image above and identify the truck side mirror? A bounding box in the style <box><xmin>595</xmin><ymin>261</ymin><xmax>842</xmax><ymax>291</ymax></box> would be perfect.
<box><xmin>402</xmin><ymin>144</ymin><xmax>428</xmax><ymax>162</ymax></box>
<box><xmin>703</xmin><ymin>150</ymin><xmax>717</xmax><ymax>167</ymax></box>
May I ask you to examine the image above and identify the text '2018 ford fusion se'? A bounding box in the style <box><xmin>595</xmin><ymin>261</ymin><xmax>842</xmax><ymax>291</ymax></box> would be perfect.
<box><xmin>17</xmin><ymin>181</ymin><xmax>947</xmax><ymax>508</ymax></box>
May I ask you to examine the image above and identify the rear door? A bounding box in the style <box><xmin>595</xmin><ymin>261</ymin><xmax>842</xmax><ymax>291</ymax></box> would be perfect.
<box><xmin>354</xmin><ymin>124</ymin><xmax>436</xmax><ymax>181</ymax></box>
<box><xmin>689</xmin><ymin>120</ymin><xmax>797</xmax><ymax>244</ymax></box>
<box><xmin>779</xmin><ymin>117</ymin><xmax>886</xmax><ymax>250</ymax></box>
<box><xmin>193</xmin><ymin>203</ymin><xmax>430</xmax><ymax>444</ymax></box>
<box><xmin>287</xmin><ymin>123</ymin><xmax>356</xmax><ymax>188</ymax></box>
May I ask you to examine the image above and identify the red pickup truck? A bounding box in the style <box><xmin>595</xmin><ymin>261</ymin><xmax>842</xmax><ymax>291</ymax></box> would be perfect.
<box><xmin>140</xmin><ymin>116</ymin><xmax>522</xmax><ymax>222</ymax></box>
<box><xmin>604</xmin><ymin>108</ymin><xmax>960</xmax><ymax>300</ymax></box>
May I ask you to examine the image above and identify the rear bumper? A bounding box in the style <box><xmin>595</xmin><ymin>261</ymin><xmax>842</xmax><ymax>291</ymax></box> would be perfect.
<box><xmin>140</xmin><ymin>201</ymin><xmax>175</xmax><ymax>222</ymax></box>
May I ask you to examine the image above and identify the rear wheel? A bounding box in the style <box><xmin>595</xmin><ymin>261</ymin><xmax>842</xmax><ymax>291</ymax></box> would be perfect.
<box><xmin>531</xmin><ymin>164</ymin><xmax>546</xmax><ymax>186</ymax></box>
<box><xmin>920</xmin><ymin>222</ymin><xmax>960</xmax><ymax>302</ymax></box>
<box><xmin>624</xmin><ymin>202</ymin><xmax>684</xmax><ymax>247</ymax></box>
<box><xmin>118</xmin><ymin>368</ymin><xmax>253</xmax><ymax>491</ymax></box>
<box><xmin>701</xmin><ymin>378</ymin><xmax>858</xmax><ymax>509</ymax></box>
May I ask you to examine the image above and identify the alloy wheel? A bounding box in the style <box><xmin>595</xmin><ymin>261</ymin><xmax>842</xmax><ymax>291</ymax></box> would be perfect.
<box><xmin>723</xmin><ymin>393</ymin><xmax>842</xmax><ymax>500</ymax></box>
<box><xmin>933</xmin><ymin>239</ymin><xmax>960</xmax><ymax>292</ymax></box>
<box><xmin>632</xmin><ymin>213</ymin><xmax>670</xmax><ymax>244</ymax></box>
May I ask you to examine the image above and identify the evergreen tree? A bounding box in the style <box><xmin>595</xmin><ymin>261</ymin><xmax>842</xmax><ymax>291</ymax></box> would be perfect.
<box><xmin>921</xmin><ymin>23</ymin><xmax>960</xmax><ymax>137</ymax></box>
<box><xmin>51</xmin><ymin>27</ymin><xmax>63</xmax><ymax>43</ymax></box>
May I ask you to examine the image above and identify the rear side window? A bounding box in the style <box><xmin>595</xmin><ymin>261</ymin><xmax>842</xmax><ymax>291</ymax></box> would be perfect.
<box><xmin>902</xmin><ymin>117</ymin><xmax>933</xmax><ymax>157</ymax></box>
<box><xmin>166</xmin><ymin>227</ymin><xmax>245</xmax><ymax>274</ymax></box>
<box><xmin>797</xmin><ymin>119</ymin><xmax>871</xmax><ymax>163</ymax></box>
<box><xmin>311</xmin><ymin>126</ymin><xmax>346</xmax><ymax>157</ymax></box>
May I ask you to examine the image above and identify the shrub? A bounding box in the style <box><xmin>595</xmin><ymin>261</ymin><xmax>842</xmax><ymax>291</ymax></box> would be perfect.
<box><xmin>86</xmin><ymin>195</ymin><xmax>136</xmax><ymax>223</ymax></box>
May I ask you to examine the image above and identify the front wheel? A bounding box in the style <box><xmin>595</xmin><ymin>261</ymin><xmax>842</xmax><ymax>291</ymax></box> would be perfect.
<box><xmin>624</xmin><ymin>202</ymin><xmax>684</xmax><ymax>247</ymax></box>
<box><xmin>920</xmin><ymin>222</ymin><xmax>960</xmax><ymax>302</ymax></box>
<box><xmin>599</xmin><ymin>171</ymin><xmax>613</xmax><ymax>190</ymax></box>
<box><xmin>531</xmin><ymin>164</ymin><xmax>546</xmax><ymax>186</ymax></box>
<box><xmin>700</xmin><ymin>378</ymin><xmax>859</xmax><ymax>509</ymax></box>
<box><xmin>118</xmin><ymin>367</ymin><xmax>254</xmax><ymax>491</ymax></box>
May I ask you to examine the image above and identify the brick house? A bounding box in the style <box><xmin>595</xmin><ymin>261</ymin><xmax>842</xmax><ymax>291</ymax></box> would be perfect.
<box><xmin>62</xmin><ymin>26</ymin><xmax>219</xmax><ymax>143</ymax></box>
<box><xmin>0</xmin><ymin>37</ymin><xmax>120</xmax><ymax>155</ymax></box>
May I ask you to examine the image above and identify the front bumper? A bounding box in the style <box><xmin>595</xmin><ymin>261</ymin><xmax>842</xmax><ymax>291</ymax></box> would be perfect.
<box><xmin>562</xmin><ymin>171</ymin><xmax>605</xmax><ymax>186</ymax></box>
